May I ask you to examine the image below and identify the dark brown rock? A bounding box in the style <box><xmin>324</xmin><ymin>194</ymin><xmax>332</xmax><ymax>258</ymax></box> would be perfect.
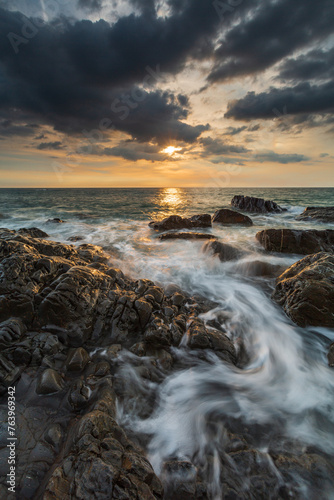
<box><xmin>235</xmin><ymin>259</ymin><xmax>285</xmax><ymax>277</ymax></box>
<box><xmin>18</xmin><ymin>227</ymin><xmax>49</xmax><ymax>238</ymax></box>
<box><xmin>296</xmin><ymin>207</ymin><xmax>334</xmax><ymax>223</ymax></box>
<box><xmin>47</xmin><ymin>218</ymin><xmax>66</xmax><ymax>223</ymax></box>
<box><xmin>328</xmin><ymin>343</ymin><xmax>334</xmax><ymax>367</ymax></box>
<box><xmin>36</xmin><ymin>368</ymin><xmax>64</xmax><ymax>394</ymax></box>
<box><xmin>159</xmin><ymin>232</ymin><xmax>217</xmax><ymax>241</ymax></box>
<box><xmin>67</xmin><ymin>347</ymin><xmax>90</xmax><ymax>371</ymax></box>
<box><xmin>212</xmin><ymin>208</ymin><xmax>253</xmax><ymax>226</ymax></box>
<box><xmin>272</xmin><ymin>252</ymin><xmax>334</xmax><ymax>327</ymax></box>
<box><xmin>256</xmin><ymin>228</ymin><xmax>334</xmax><ymax>254</ymax></box>
<box><xmin>203</xmin><ymin>240</ymin><xmax>244</xmax><ymax>261</ymax></box>
<box><xmin>231</xmin><ymin>195</ymin><xmax>285</xmax><ymax>213</ymax></box>
<box><xmin>149</xmin><ymin>214</ymin><xmax>211</xmax><ymax>231</ymax></box>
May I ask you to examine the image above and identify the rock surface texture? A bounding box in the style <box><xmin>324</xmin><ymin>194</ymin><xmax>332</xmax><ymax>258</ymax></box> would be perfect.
<box><xmin>256</xmin><ymin>228</ymin><xmax>334</xmax><ymax>254</ymax></box>
<box><xmin>149</xmin><ymin>214</ymin><xmax>211</xmax><ymax>231</ymax></box>
<box><xmin>272</xmin><ymin>252</ymin><xmax>334</xmax><ymax>328</ymax></box>
<box><xmin>231</xmin><ymin>195</ymin><xmax>285</xmax><ymax>213</ymax></box>
<box><xmin>212</xmin><ymin>209</ymin><xmax>253</xmax><ymax>226</ymax></box>
<box><xmin>296</xmin><ymin>207</ymin><xmax>334</xmax><ymax>223</ymax></box>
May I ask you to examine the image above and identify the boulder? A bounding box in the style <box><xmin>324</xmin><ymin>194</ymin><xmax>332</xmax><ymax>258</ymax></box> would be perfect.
<box><xmin>47</xmin><ymin>218</ymin><xmax>66</xmax><ymax>223</ymax></box>
<box><xmin>68</xmin><ymin>235</ymin><xmax>85</xmax><ymax>242</ymax></box>
<box><xmin>36</xmin><ymin>368</ymin><xmax>64</xmax><ymax>395</ymax></box>
<box><xmin>256</xmin><ymin>228</ymin><xmax>334</xmax><ymax>254</ymax></box>
<box><xmin>149</xmin><ymin>214</ymin><xmax>211</xmax><ymax>231</ymax></box>
<box><xmin>231</xmin><ymin>195</ymin><xmax>285</xmax><ymax>213</ymax></box>
<box><xmin>235</xmin><ymin>259</ymin><xmax>285</xmax><ymax>277</ymax></box>
<box><xmin>203</xmin><ymin>240</ymin><xmax>244</xmax><ymax>261</ymax></box>
<box><xmin>18</xmin><ymin>227</ymin><xmax>49</xmax><ymax>238</ymax></box>
<box><xmin>272</xmin><ymin>252</ymin><xmax>334</xmax><ymax>327</ymax></box>
<box><xmin>212</xmin><ymin>208</ymin><xmax>253</xmax><ymax>226</ymax></box>
<box><xmin>159</xmin><ymin>232</ymin><xmax>217</xmax><ymax>241</ymax></box>
<box><xmin>296</xmin><ymin>207</ymin><xmax>334</xmax><ymax>223</ymax></box>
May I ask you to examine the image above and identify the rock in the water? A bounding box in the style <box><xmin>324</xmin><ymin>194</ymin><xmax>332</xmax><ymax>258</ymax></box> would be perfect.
<box><xmin>203</xmin><ymin>240</ymin><xmax>244</xmax><ymax>261</ymax></box>
<box><xmin>256</xmin><ymin>228</ymin><xmax>334</xmax><ymax>254</ymax></box>
<box><xmin>67</xmin><ymin>347</ymin><xmax>90</xmax><ymax>371</ymax></box>
<box><xmin>18</xmin><ymin>227</ymin><xmax>49</xmax><ymax>238</ymax></box>
<box><xmin>159</xmin><ymin>232</ymin><xmax>217</xmax><ymax>241</ymax></box>
<box><xmin>296</xmin><ymin>206</ymin><xmax>334</xmax><ymax>223</ymax></box>
<box><xmin>235</xmin><ymin>259</ymin><xmax>285</xmax><ymax>277</ymax></box>
<box><xmin>68</xmin><ymin>235</ymin><xmax>85</xmax><ymax>242</ymax></box>
<box><xmin>212</xmin><ymin>208</ymin><xmax>253</xmax><ymax>226</ymax></box>
<box><xmin>272</xmin><ymin>252</ymin><xmax>334</xmax><ymax>327</ymax></box>
<box><xmin>231</xmin><ymin>195</ymin><xmax>285</xmax><ymax>213</ymax></box>
<box><xmin>37</xmin><ymin>368</ymin><xmax>64</xmax><ymax>394</ymax></box>
<box><xmin>149</xmin><ymin>214</ymin><xmax>211</xmax><ymax>231</ymax></box>
<box><xmin>47</xmin><ymin>218</ymin><xmax>66</xmax><ymax>223</ymax></box>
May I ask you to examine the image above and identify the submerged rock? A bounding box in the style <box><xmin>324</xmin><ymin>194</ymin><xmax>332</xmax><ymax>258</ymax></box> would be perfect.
<box><xmin>149</xmin><ymin>214</ymin><xmax>211</xmax><ymax>231</ymax></box>
<box><xmin>234</xmin><ymin>259</ymin><xmax>285</xmax><ymax>278</ymax></box>
<box><xmin>212</xmin><ymin>208</ymin><xmax>253</xmax><ymax>226</ymax></box>
<box><xmin>159</xmin><ymin>232</ymin><xmax>217</xmax><ymax>241</ymax></box>
<box><xmin>47</xmin><ymin>218</ymin><xmax>66</xmax><ymax>223</ymax></box>
<box><xmin>256</xmin><ymin>228</ymin><xmax>334</xmax><ymax>254</ymax></box>
<box><xmin>296</xmin><ymin>206</ymin><xmax>334</xmax><ymax>223</ymax></box>
<box><xmin>203</xmin><ymin>240</ymin><xmax>244</xmax><ymax>261</ymax></box>
<box><xmin>272</xmin><ymin>252</ymin><xmax>334</xmax><ymax>328</ymax></box>
<box><xmin>68</xmin><ymin>235</ymin><xmax>85</xmax><ymax>242</ymax></box>
<box><xmin>231</xmin><ymin>195</ymin><xmax>285</xmax><ymax>213</ymax></box>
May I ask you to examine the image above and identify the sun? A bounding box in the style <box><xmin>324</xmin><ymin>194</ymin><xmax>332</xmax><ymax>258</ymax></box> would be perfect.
<box><xmin>161</xmin><ymin>145</ymin><xmax>182</xmax><ymax>155</ymax></box>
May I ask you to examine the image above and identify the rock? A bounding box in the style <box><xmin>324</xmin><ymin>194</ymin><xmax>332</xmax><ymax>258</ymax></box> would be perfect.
<box><xmin>68</xmin><ymin>236</ymin><xmax>85</xmax><ymax>242</ymax></box>
<box><xmin>328</xmin><ymin>343</ymin><xmax>334</xmax><ymax>367</ymax></box>
<box><xmin>272</xmin><ymin>252</ymin><xmax>334</xmax><ymax>327</ymax></box>
<box><xmin>47</xmin><ymin>218</ymin><xmax>66</xmax><ymax>223</ymax></box>
<box><xmin>235</xmin><ymin>259</ymin><xmax>285</xmax><ymax>277</ymax></box>
<box><xmin>66</xmin><ymin>347</ymin><xmax>90</xmax><ymax>371</ymax></box>
<box><xmin>149</xmin><ymin>214</ymin><xmax>211</xmax><ymax>231</ymax></box>
<box><xmin>212</xmin><ymin>208</ymin><xmax>253</xmax><ymax>226</ymax></box>
<box><xmin>256</xmin><ymin>228</ymin><xmax>334</xmax><ymax>254</ymax></box>
<box><xmin>18</xmin><ymin>227</ymin><xmax>49</xmax><ymax>238</ymax></box>
<box><xmin>36</xmin><ymin>368</ymin><xmax>64</xmax><ymax>394</ymax></box>
<box><xmin>159</xmin><ymin>232</ymin><xmax>217</xmax><ymax>241</ymax></box>
<box><xmin>296</xmin><ymin>206</ymin><xmax>334</xmax><ymax>223</ymax></box>
<box><xmin>231</xmin><ymin>195</ymin><xmax>285</xmax><ymax>213</ymax></box>
<box><xmin>203</xmin><ymin>240</ymin><xmax>244</xmax><ymax>261</ymax></box>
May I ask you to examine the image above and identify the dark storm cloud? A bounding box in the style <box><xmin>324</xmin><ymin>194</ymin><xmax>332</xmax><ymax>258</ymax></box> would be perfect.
<box><xmin>253</xmin><ymin>151</ymin><xmax>309</xmax><ymax>164</ymax></box>
<box><xmin>37</xmin><ymin>141</ymin><xmax>63</xmax><ymax>150</ymax></box>
<box><xmin>101</xmin><ymin>142</ymin><xmax>167</xmax><ymax>162</ymax></box>
<box><xmin>278</xmin><ymin>48</ymin><xmax>334</xmax><ymax>82</ymax></box>
<box><xmin>223</xmin><ymin>126</ymin><xmax>247</xmax><ymax>136</ymax></box>
<box><xmin>225</xmin><ymin>82</ymin><xmax>334</xmax><ymax>121</ymax></box>
<box><xmin>77</xmin><ymin>0</ymin><xmax>103</xmax><ymax>11</ymax></box>
<box><xmin>0</xmin><ymin>1</ymin><xmax>220</xmax><ymax>149</ymax></box>
<box><xmin>0</xmin><ymin>120</ymin><xmax>38</xmax><ymax>137</ymax></box>
<box><xmin>200</xmin><ymin>137</ymin><xmax>250</xmax><ymax>155</ymax></box>
<box><xmin>208</xmin><ymin>0</ymin><xmax>334</xmax><ymax>84</ymax></box>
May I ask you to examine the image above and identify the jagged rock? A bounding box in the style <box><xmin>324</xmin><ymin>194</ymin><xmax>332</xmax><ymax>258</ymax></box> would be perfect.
<box><xmin>256</xmin><ymin>228</ymin><xmax>334</xmax><ymax>254</ymax></box>
<box><xmin>203</xmin><ymin>240</ymin><xmax>244</xmax><ymax>261</ymax></box>
<box><xmin>36</xmin><ymin>368</ymin><xmax>64</xmax><ymax>395</ymax></box>
<box><xmin>272</xmin><ymin>252</ymin><xmax>334</xmax><ymax>327</ymax></box>
<box><xmin>67</xmin><ymin>347</ymin><xmax>90</xmax><ymax>371</ymax></box>
<box><xmin>18</xmin><ymin>227</ymin><xmax>49</xmax><ymax>238</ymax></box>
<box><xmin>149</xmin><ymin>214</ymin><xmax>211</xmax><ymax>231</ymax></box>
<box><xmin>212</xmin><ymin>208</ymin><xmax>253</xmax><ymax>226</ymax></box>
<box><xmin>159</xmin><ymin>232</ymin><xmax>217</xmax><ymax>241</ymax></box>
<box><xmin>231</xmin><ymin>195</ymin><xmax>285</xmax><ymax>213</ymax></box>
<box><xmin>68</xmin><ymin>236</ymin><xmax>85</xmax><ymax>242</ymax></box>
<box><xmin>296</xmin><ymin>207</ymin><xmax>334</xmax><ymax>223</ymax></box>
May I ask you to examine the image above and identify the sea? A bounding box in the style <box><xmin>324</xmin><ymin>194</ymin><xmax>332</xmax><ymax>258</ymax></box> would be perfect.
<box><xmin>1</xmin><ymin>187</ymin><xmax>334</xmax><ymax>497</ymax></box>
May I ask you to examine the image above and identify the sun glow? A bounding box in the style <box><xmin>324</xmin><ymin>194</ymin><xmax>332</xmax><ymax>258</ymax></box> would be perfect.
<box><xmin>161</xmin><ymin>146</ymin><xmax>182</xmax><ymax>155</ymax></box>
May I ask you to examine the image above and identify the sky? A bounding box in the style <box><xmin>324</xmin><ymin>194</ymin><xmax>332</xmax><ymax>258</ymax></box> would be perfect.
<box><xmin>0</xmin><ymin>0</ymin><xmax>333</xmax><ymax>187</ymax></box>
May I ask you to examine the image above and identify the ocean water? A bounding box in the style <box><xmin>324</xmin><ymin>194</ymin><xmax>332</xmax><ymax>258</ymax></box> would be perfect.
<box><xmin>1</xmin><ymin>187</ymin><xmax>334</xmax><ymax>497</ymax></box>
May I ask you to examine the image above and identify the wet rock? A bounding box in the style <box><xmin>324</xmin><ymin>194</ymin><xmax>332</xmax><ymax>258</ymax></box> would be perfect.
<box><xmin>235</xmin><ymin>259</ymin><xmax>285</xmax><ymax>277</ymax></box>
<box><xmin>159</xmin><ymin>232</ymin><xmax>217</xmax><ymax>241</ymax></box>
<box><xmin>149</xmin><ymin>214</ymin><xmax>211</xmax><ymax>231</ymax></box>
<box><xmin>203</xmin><ymin>240</ymin><xmax>244</xmax><ymax>261</ymax></box>
<box><xmin>212</xmin><ymin>208</ymin><xmax>253</xmax><ymax>226</ymax></box>
<box><xmin>162</xmin><ymin>460</ymin><xmax>197</xmax><ymax>500</ymax></box>
<box><xmin>68</xmin><ymin>235</ymin><xmax>85</xmax><ymax>242</ymax></box>
<box><xmin>328</xmin><ymin>343</ymin><xmax>334</xmax><ymax>367</ymax></box>
<box><xmin>45</xmin><ymin>424</ymin><xmax>63</xmax><ymax>449</ymax></box>
<box><xmin>272</xmin><ymin>252</ymin><xmax>334</xmax><ymax>327</ymax></box>
<box><xmin>187</xmin><ymin>318</ymin><xmax>237</xmax><ymax>364</ymax></box>
<box><xmin>296</xmin><ymin>206</ymin><xmax>334</xmax><ymax>223</ymax></box>
<box><xmin>0</xmin><ymin>354</ymin><xmax>21</xmax><ymax>393</ymax></box>
<box><xmin>256</xmin><ymin>228</ymin><xmax>334</xmax><ymax>254</ymax></box>
<box><xmin>47</xmin><ymin>218</ymin><xmax>66</xmax><ymax>223</ymax></box>
<box><xmin>36</xmin><ymin>368</ymin><xmax>64</xmax><ymax>394</ymax></box>
<box><xmin>231</xmin><ymin>195</ymin><xmax>285</xmax><ymax>213</ymax></box>
<box><xmin>66</xmin><ymin>347</ymin><xmax>90</xmax><ymax>371</ymax></box>
<box><xmin>18</xmin><ymin>227</ymin><xmax>49</xmax><ymax>238</ymax></box>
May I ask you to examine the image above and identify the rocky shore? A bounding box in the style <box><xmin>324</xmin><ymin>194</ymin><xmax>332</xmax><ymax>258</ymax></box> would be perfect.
<box><xmin>0</xmin><ymin>196</ymin><xmax>334</xmax><ymax>499</ymax></box>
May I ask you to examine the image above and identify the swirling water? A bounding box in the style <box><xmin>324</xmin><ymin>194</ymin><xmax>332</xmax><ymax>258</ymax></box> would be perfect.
<box><xmin>1</xmin><ymin>187</ymin><xmax>334</xmax><ymax>497</ymax></box>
